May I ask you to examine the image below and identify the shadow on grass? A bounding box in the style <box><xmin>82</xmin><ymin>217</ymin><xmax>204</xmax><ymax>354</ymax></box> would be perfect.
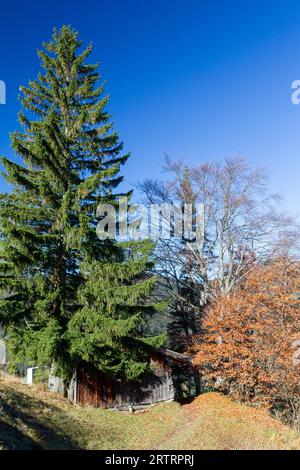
<box><xmin>0</xmin><ymin>384</ymin><xmax>82</xmax><ymax>449</ymax></box>
<box><xmin>0</xmin><ymin>419</ymin><xmax>41</xmax><ymax>450</ymax></box>
<box><xmin>177</xmin><ymin>396</ymin><xmax>196</xmax><ymax>405</ymax></box>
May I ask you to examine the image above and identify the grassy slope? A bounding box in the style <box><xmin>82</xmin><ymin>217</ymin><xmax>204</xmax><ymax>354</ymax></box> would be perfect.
<box><xmin>0</xmin><ymin>376</ymin><xmax>299</xmax><ymax>450</ymax></box>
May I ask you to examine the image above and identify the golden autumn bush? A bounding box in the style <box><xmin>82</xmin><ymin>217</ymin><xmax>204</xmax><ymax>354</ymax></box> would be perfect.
<box><xmin>191</xmin><ymin>258</ymin><xmax>300</xmax><ymax>428</ymax></box>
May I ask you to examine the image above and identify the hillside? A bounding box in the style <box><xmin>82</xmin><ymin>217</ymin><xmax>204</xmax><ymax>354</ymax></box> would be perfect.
<box><xmin>0</xmin><ymin>376</ymin><xmax>299</xmax><ymax>450</ymax></box>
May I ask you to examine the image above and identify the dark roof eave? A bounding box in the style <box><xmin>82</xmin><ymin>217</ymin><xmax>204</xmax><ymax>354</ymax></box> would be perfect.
<box><xmin>158</xmin><ymin>348</ymin><xmax>193</xmax><ymax>365</ymax></box>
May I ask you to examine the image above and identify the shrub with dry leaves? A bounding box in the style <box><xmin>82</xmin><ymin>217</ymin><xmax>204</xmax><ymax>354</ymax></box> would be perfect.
<box><xmin>191</xmin><ymin>258</ymin><xmax>300</xmax><ymax>428</ymax></box>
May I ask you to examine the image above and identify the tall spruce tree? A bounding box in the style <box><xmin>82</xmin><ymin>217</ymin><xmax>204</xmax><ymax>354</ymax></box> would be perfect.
<box><xmin>0</xmin><ymin>26</ymin><xmax>165</xmax><ymax>379</ymax></box>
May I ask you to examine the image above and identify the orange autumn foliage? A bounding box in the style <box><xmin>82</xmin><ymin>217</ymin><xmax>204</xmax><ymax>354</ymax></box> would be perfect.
<box><xmin>191</xmin><ymin>258</ymin><xmax>300</xmax><ymax>421</ymax></box>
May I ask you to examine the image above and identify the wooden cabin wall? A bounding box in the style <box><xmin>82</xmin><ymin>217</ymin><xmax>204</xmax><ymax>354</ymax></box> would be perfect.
<box><xmin>76</xmin><ymin>356</ymin><xmax>174</xmax><ymax>408</ymax></box>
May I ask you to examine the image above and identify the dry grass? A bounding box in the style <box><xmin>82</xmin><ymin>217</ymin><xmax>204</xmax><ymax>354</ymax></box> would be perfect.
<box><xmin>161</xmin><ymin>392</ymin><xmax>300</xmax><ymax>450</ymax></box>
<box><xmin>0</xmin><ymin>376</ymin><xmax>299</xmax><ymax>450</ymax></box>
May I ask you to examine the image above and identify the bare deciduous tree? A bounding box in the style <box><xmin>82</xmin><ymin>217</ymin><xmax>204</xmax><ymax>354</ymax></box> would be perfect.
<box><xmin>138</xmin><ymin>155</ymin><xmax>298</xmax><ymax>306</ymax></box>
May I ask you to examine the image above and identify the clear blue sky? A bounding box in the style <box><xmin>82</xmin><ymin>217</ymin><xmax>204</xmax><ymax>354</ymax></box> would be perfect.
<box><xmin>0</xmin><ymin>0</ymin><xmax>299</xmax><ymax>215</ymax></box>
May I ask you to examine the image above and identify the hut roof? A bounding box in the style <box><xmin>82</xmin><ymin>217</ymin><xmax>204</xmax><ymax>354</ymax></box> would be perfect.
<box><xmin>158</xmin><ymin>348</ymin><xmax>192</xmax><ymax>365</ymax></box>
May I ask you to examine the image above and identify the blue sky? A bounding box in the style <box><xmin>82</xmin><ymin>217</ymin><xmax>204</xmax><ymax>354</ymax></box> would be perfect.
<box><xmin>0</xmin><ymin>0</ymin><xmax>300</xmax><ymax>215</ymax></box>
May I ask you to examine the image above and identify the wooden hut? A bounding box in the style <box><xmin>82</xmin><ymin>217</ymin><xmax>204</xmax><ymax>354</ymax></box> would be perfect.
<box><xmin>70</xmin><ymin>348</ymin><xmax>192</xmax><ymax>409</ymax></box>
<box><xmin>0</xmin><ymin>325</ymin><xmax>7</xmax><ymax>375</ymax></box>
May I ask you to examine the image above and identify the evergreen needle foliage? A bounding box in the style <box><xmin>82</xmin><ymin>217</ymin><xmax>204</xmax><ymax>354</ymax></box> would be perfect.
<box><xmin>0</xmin><ymin>26</ymin><xmax>165</xmax><ymax>380</ymax></box>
